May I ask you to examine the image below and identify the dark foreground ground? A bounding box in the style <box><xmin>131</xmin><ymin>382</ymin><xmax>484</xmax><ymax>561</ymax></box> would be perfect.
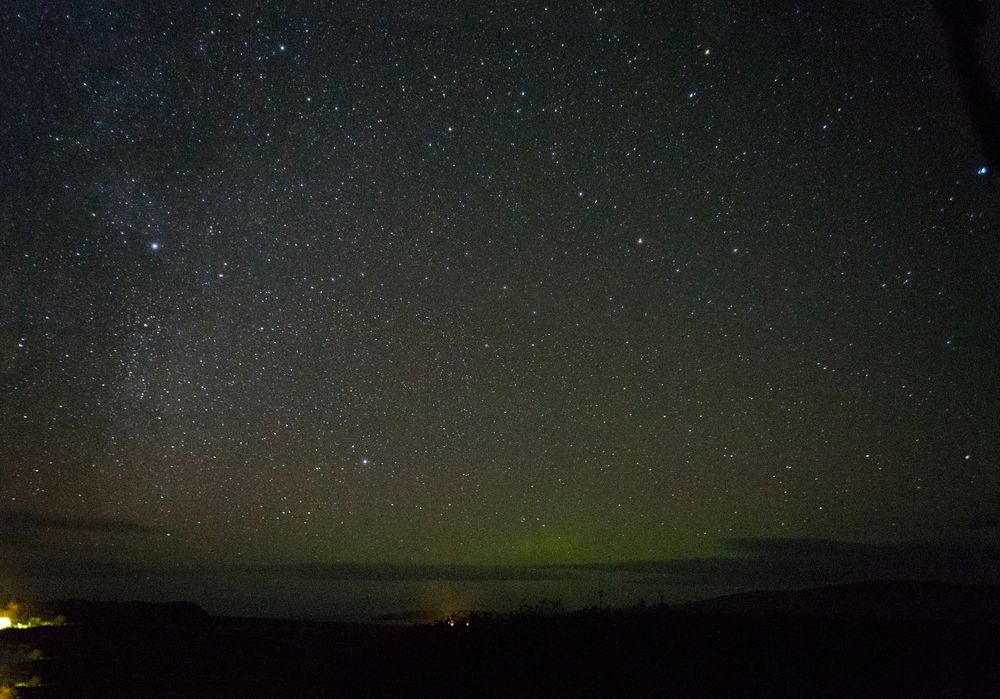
<box><xmin>3</xmin><ymin>581</ymin><xmax>1000</xmax><ymax>697</ymax></box>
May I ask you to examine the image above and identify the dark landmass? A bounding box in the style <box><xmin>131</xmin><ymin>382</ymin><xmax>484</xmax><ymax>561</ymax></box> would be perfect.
<box><xmin>369</xmin><ymin>609</ymin><xmax>454</xmax><ymax>625</ymax></box>
<box><xmin>35</xmin><ymin>600</ymin><xmax>211</xmax><ymax>628</ymax></box>
<box><xmin>681</xmin><ymin>579</ymin><xmax>1000</xmax><ymax>624</ymax></box>
<box><xmin>3</xmin><ymin>581</ymin><xmax>999</xmax><ymax>697</ymax></box>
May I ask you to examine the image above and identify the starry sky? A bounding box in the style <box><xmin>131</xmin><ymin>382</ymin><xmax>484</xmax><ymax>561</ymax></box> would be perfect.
<box><xmin>2</xmin><ymin>1</ymin><xmax>999</xmax><ymax>618</ymax></box>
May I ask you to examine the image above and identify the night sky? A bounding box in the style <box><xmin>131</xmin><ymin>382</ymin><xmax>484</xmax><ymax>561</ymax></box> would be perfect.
<box><xmin>3</xmin><ymin>1</ymin><xmax>999</xmax><ymax>619</ymax></box>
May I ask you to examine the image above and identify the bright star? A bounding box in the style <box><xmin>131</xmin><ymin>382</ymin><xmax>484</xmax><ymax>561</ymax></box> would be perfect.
<box><xmin>149</xmin><ymin>242</ymin><xmax>161</xmax><ymax>251</ymax></box>
<box><xmin>976</xmin><ymin>166</ymin><xmax>989</xmax><ymax>176</ymax></box>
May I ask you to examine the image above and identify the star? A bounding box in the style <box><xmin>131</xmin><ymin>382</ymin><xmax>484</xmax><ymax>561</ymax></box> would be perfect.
<box><xmin>4</xmin><ymin>0</ymin><xmax>996</xmax><ymax>622</ymax></box>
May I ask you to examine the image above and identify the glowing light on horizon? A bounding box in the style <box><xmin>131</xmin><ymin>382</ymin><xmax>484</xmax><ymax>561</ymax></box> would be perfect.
<box><xmin>0</xmin><ymin>616</ymin><xmax>11</xmax><ymax>630</ymax></box>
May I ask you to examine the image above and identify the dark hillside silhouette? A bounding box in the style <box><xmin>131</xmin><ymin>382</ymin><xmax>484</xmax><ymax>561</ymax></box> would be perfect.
<box><xmin>682</xmin><ymin>580</ymin><xmax>1000</xmax><ymax>624</ymax></box>
<box><xmin>3</xmin><ymin>583</ymin><xmax>999</xmax><ymax>697</ymax></box>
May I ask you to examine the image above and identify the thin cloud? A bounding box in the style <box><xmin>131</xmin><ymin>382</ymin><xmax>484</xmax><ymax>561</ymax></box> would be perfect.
<box><xmin>247</xmin><ymin>562</ymin><xmax>575</xmax><ymax>582</ymax></box>
<box><xmin>0</xmin><ymin>511</ymin><xmax>156</xmax><ymax>535</ymax></box>
<box><xmin>555</xmin><ymin>538</ymin><xmax>1000</xmax><ymax>588</ymax></box>
<box><xmin>8</xmin><ymin>559</ymin><xmax>576</xmax><ymax>582</ymax></box>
